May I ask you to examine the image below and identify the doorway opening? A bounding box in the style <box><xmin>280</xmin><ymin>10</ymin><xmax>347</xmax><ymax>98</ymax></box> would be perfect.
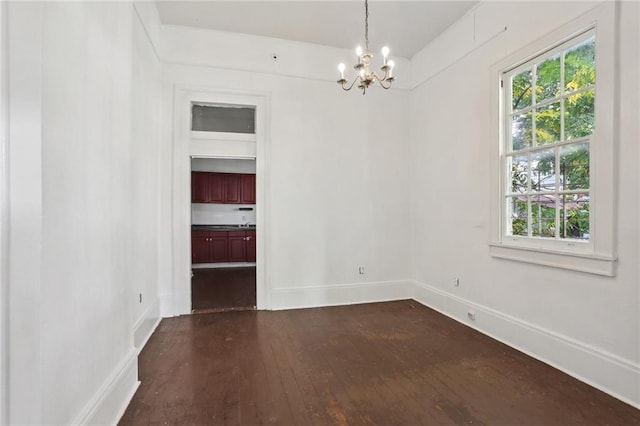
<box><xmin>190</xmin><ymin>157</ymin><xmax>257</xmax><ymax>314</ymax></box>
<box><xmin>172</xmin><ymin>89</ymin><xmax>268</xmax><ymax>316</ymax></box>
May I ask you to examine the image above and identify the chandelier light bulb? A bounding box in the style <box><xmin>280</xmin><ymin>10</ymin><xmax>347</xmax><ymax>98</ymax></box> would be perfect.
<box><xmin>356</xmin><ymin>45</ymin><xmax>363</xmax><ymax>56</ymax></box>
<box><xmin>381</xmin><ymin>46</ymin><xmax>389</xmax><ymax>65</ymax></box>
<box><xmin>338</xmin><ymin>63</ymin><xmax>346</xmax><ymax>79</ymax></box>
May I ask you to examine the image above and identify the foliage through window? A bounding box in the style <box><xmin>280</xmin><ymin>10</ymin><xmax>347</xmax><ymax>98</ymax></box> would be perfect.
<box><xmin>503</xmin><ymin>31</ymin><xmax>594</xmax><ymax>241</ymax></box>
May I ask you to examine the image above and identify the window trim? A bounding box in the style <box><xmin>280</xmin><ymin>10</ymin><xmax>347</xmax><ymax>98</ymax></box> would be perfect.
<box><xmin>489</xmin><ymin>2</ymin><xmax>617</xmax><ymax>276</ymax></box>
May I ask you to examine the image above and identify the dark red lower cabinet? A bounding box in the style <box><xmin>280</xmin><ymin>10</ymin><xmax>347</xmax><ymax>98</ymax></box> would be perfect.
<box><xmin>192</xmin><ymin>229</ymin><xmax>257</xmax><ymax>264</ymax></box>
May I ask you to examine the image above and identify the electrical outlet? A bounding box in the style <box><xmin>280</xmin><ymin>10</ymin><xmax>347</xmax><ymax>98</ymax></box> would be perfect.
<box><xmin>453</xmin><ymin>277</ymin><xmax>460</xmax><ymax>287</ymax></box>
<box><xmin>139</xmin><ymin>293</ymin><xmax>142</xmax><ymax>304</ymax></box>
<box><xmin>358</xmin><ymin>266</ymin><xmax>365</xmax><ymax>275</ymax></box>
<box><xmin>467</xmin><ymin>310</ymin><xmax>476</xmax><ymax>321</ymax></box>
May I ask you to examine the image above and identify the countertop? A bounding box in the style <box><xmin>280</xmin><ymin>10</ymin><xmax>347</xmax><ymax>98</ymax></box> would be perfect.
<box><xmin>192</xmin><ymin>225</ymin><xmax>256</xmax><ymax>231</ymax></box>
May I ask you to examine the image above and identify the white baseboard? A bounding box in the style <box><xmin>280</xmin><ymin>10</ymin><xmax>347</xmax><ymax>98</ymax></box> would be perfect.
<box><xmin>159</xmin><ymin>293</ymin><xmax>174</xmax><ymax>318</ymax></box>
<box><xmin>71</xmin><ymin>348</ymin><xmax>139</xmax><ymax>426</ymax></box>
<box><xmin>133</xmin><ymin>297</ymin><xmax>161</xmax><ymax>353</ymax></box>
<box><xmin>412</xmin><ymin>280</ymin><xmax>640</xmax><ymax>409</ymax></box>
<box><xmin>270</xmin><ymin>280</ymin><xmax>413</xmax><ymax>311</ymax></box>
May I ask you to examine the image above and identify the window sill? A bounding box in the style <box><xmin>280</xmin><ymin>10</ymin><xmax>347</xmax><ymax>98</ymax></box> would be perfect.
<box><xmin>489</xmin><ymin>243</ymin><xmax>617</xmax><ymax>276</ymax></box>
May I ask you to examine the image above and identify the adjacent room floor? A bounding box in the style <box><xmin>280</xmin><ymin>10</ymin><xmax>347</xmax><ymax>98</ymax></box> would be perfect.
<box><xmin>119</xmin><ymin>300</ymin><xmax>640</xmax><ymax>425</ymax></box>
<box><xmin>191</xmin><ymin>266</ymin><xmax>256</xmax><ymax>313</ymax></box>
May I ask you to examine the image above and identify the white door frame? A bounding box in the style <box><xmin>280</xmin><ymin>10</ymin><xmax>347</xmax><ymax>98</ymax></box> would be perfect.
<box><xmin>171</xmin><ymin>86</ymin><xmax>270</xmax><ymax>315</ymax></box>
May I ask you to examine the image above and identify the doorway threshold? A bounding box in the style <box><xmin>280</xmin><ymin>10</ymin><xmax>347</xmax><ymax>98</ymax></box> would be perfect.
<box><xmin>192</xmin><ymin>262</ymin><xmax>256</xmax><ymax>269</ymax></box>
<box><xmin>192</xmin><ymin>306</ymin><xmax>256</xmax><ymax>315</ymax></box>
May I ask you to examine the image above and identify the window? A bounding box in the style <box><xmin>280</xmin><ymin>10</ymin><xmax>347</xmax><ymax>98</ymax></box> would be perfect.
<box><xmin>191</xmin><ymin>104</ymin><xmax>256</xmax><ymax>134</ymax></box>
<box><xmin>489</xmin><ymin>3</ymin><xmax>617</xmax><ymax>276</ymax></box>
<box><xmin>504</xmin><ymin>32</ymin><xmax>594</xmax><ymax>243</ymax></box>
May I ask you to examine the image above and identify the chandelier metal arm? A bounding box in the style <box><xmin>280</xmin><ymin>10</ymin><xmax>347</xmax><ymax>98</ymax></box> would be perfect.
<box><xmin>372</xmin><ymin>72</ymin><xmax>394</xmax><ymax>90</ymax></box>
<box><xmin>339</xmin><ymin>78</ymin><xmax>359</xmax><ymax>92</ymax></box>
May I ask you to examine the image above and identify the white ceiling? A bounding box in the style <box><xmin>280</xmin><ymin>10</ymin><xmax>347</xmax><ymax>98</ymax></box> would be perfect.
<box><xmin>155</xmin><ymin>1</ymin><xmax>478</xmax><ymax>59</ymax></box>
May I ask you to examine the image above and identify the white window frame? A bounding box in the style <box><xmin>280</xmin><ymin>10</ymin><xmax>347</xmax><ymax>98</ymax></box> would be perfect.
<box><xmin>489</xmin><ymin>3</ymin><xmax>617</xmax><ymax>276</ymax></box>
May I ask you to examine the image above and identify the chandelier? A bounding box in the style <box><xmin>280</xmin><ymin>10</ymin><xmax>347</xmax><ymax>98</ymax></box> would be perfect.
<box><xmin>337</xmin><ymin>0</ymin><xmax>396</xmax><ymax>94</ymax></box>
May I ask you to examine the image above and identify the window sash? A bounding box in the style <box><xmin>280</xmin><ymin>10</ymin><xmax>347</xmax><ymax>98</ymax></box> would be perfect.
<box><xmin>501</xmin><ymin>30</ymin><xmax>594</xmax><ymax>244</ymax></box>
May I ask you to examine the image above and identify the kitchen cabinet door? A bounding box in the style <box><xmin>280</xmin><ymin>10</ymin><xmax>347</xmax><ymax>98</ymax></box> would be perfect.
<box><xmin>224</xmin><ymin>174</ymin><xmax>242</xmax><ymax>203</ymax></box>
<box><xmin>191</xmin><ymin>233</ymin><xmax>210</xmax><ymax>264</ymax></box>
<box><xmin>209</xmin><ymin>233</ymin><xmax>228</xmax><ymax>262</ymax></box>
<box><xmin>208</xmin><ymin>173</ymin><xmax>225</xmax><ymax>203</ymax></box>
<box><xmin>246</xmin><ymin>230</ymin><xmax>256</xmax><ymax>262</ymax></box>
<box><xmin>191</xmin><ymin>172</ymin><xmax>209</xmax><ymax>203</ymax></box>
<box><xmin>227</xmin><ymin>231</ymin><xmax>247</xmax><ymax>261</ymax></box>
<box><xmin>240</xmin><ymin>174</ymin><xmax>256</xmax><ymax>204</ymax></box>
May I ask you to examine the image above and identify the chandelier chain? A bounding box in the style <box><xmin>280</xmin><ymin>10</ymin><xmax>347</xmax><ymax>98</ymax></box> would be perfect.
<box><xmin>364</xmin><ymin>0</ymin><xmax>369</xmax><ymax>52</ymax></box>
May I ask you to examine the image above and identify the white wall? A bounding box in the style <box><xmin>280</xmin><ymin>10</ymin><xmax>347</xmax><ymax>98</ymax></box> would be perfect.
<box><xmin>130</xmin><ymin>1</ymin><xmax>162</xmax><ymax>350</ymax></box>
<box><xmin>158</xmin><ymin>22</ymin><xmax>413</xmax><ymax>91</ymax></box>
<box><xmin>7</xmin><ymin>2</ymin><xmax>161</xmax><ymax>424</ymax></box>
<box><xmin>409</xmin><ymin>1</ymin><xmax>639</xmax><ymax>406</ymax></box>
<box><xmin>151</xmin><ymin>18</ymin><xmax>412</xmax><ymax>313</ymax></box>
<box><xmin>0</xmin><ymin>0</ymin><xmax>9</xmax><ymax>422</ymax></box>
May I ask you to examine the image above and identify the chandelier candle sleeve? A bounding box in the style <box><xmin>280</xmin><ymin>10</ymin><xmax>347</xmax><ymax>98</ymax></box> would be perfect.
<box><xmin>336</xmin><ymin>0</ymin><xmax>396</xmax><ymax>94</ymax></box>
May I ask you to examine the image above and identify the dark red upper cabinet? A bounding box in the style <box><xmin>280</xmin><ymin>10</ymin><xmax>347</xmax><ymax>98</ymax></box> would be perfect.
<box><xmin>191</xmin><ymin>172</ymin><xmax>209</xmax><ymax>203</ymax></box>
<box><xmin>224</xmin><ymin>174</ymin><xmax>242</xmax><ymax>203</ymax></box>
<box><xmin>208</xmin><ymin>173</ymin><xmax>225</xmax><ymax>203</ymax></box>
<box><xmin>241</xmin><ymin>174</ymin><xmax>256</xmax><ymax>204</ymax></box>
<box><xmin>191</xmin><ymin>172</ymin><xmax>256</xmax><ymax>204</ymax></box>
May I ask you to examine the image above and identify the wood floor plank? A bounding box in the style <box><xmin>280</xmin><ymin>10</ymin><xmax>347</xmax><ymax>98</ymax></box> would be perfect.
<box><xmin>119</xmin><ymin>301</ymin><xmax>640</xmax><ymax>426</ymax></box>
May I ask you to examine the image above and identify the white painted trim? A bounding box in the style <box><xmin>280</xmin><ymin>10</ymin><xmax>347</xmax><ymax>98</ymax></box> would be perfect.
<box><xmin>133</xmin><ymin>297</ymin><xmax>161</xmax><ymax>353</ymax></box>
<box><xmin>159</xmin><ymin>293</ymin><xmax>174</xmax><ymax>318</ymax></box>
<box><xmin>172</xmin><ymin>86</ymin><xmax>270</xmax><ymax>315</ymax></box>
<box><xmin>71</xmin><ymin>349</ymin><xmax>139</xmax><ymax>426</ymax></box>
<box><xmin>489</xmin><ymin>243</ymin><xmax>617</xmax><ymax>276</ymax></box>
<box><xmin>8</xmin><ymin>3</ymin><xmax>44</xmax><ymax>423</ymax></box>
<box><xmin>412</xmin><ymin>280</ymin><xmax>640</xmax><ymax>408</ymax></box>
<box><xmin>190</xmin><ymin>131</ymin><xmax>256</xmax><ymax>142</ymax></box>
<box><xmin>270</xmin><ymin>280</ymin><xmax>414</xmax><ymax>311</ymax></box>
<box><xmin>489</xmin><ymin>2</ymin><xmax>618</xmax><ymax>273</ymax></box>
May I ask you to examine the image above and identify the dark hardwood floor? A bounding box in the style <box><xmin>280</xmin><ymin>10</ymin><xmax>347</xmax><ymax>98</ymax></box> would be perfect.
<box><xmin>120</xmin><ymin>300</ymin><xmax>640</xmax><ymax>425</ymax></box>
<box><xmin>191</xmin><ymin>267</ymin><xmax>256</xmax><ymax>313</ymax></box>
